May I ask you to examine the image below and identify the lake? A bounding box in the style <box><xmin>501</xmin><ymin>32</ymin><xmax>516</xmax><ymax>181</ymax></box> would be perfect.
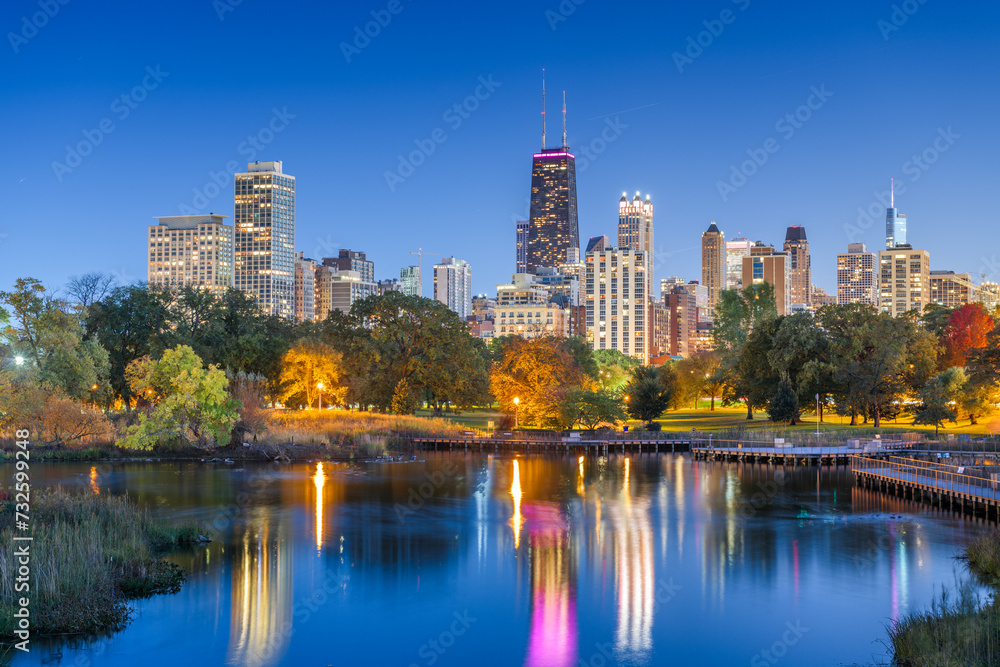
<box><xmin>13</xmin><ymin>454</ymin><xmax>992</xmax><ymax>666</ymax></box>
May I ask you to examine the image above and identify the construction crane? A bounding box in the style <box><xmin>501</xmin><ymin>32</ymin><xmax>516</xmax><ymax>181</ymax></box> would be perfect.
<box><xmin>409</xmin><ymin>248</ymin><xmax>443</xmax><ymax>298</ymax></box>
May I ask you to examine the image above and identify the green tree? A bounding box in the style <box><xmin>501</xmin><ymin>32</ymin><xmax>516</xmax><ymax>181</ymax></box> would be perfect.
<box><xmin>767</xmin><ymin>380</ymin><xmax>801</xmax><ymax>424</ymax></box>
<box><xmin>768</xmin><ymin>312</ymin><xmax>833</xmax><ymax>421</ymax></box>
<box><xmin>561</xmin><ymin>388</ymin><xmax>627</xmax><ymax>429</ymax></box>
<box><xmin>714</xmin><ymin>283</ymin><xmax>778</xmax><ymax>418</ymax></box>
<box><xmin>623</xmin><ymin>366</ymin><xmax>674</xmax><ymax>427</ymax></box>
<box><xmin>593</xmin><ymin>349</ymin><xmax>641</xmax><ymax>391</ymax></box>
<box><xmin>913</xmin><ymin>367</ymin><xmax>964</xmax><ymax>436</ymax></box>
<box><xmin>723</xmin><ymin>317</ymin><xmax>781</xmax><ymax>420</ymax></box>
<box><xmin>119</xmin><ymin>345</ymin><xmax>237</xmax><ymax>449</ymax></box>
<box><xmin>327</xmin><ymin>292</ymin><xmax>491</xmax><ymax>412</ymax></box>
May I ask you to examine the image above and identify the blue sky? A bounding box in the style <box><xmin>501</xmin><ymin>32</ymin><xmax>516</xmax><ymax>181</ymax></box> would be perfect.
<box><xmin>1</xmin><ymin>0</ymin><xmax>997</xmax><ymax>298</ymax></box>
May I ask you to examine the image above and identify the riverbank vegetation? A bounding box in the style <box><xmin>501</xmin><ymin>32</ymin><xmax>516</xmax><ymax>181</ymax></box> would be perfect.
<box><xmin>888</xmin><ymin>531</ymin><xmax>1000</xmax><ymax>666</ymax></box>
<box><xmin>0</xmin><ymin>489</ymin><xmax>202</xmax><ymax>638</ymax></box>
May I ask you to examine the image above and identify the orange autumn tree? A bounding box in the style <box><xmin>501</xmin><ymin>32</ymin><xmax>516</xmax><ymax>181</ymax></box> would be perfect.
<box><xmin>940</xmin><ymin>303</ymin><xmax>994</xmax><ymax>369</ymax></box>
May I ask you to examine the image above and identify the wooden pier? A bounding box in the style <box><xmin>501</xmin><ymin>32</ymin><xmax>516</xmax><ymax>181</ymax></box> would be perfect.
<box><xmin>851</xmin><ymin>455</ymin><xmax>1000</xmax><ymax>520</ymax></box>
<box><xmin>411</xmin><ymin>434</ymin><xmax>691</xmax><ymax>455</ymax></box>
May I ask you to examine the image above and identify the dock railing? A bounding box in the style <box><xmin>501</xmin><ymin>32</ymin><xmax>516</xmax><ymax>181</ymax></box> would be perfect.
<box><xmin>851</xmin><ymin>455</ymin><xmax>1000</xmax><ymax>500</ymax></box>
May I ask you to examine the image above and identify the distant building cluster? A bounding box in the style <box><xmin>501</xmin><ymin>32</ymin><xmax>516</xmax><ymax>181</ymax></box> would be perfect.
<box><xmin>146</xmin><ymin>97</ymin><xmax>996</xmax><ymax>363</ymax></box>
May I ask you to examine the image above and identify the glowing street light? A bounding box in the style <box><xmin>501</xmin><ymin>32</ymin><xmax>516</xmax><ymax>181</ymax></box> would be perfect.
<box><xmin>513</xmin><ymin>396</ymin><xmax>520</xmax><ymax>429</ymax></box>
<box><xmin>14</xmin><ymin>356</ymin><xmax>24</xmax><ymax>366</ymax></box>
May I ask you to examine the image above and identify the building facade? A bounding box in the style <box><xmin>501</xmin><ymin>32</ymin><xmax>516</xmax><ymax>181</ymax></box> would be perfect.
<box><xmin>234</xmin><ymin>161</ymin><xmax>295</xmax><ymax>318</ymax></box>
<box><xmin>930</xmin><ymin>271</ymin><xmax>977</xmax><ymax>308</ymax></box>
<box><xmin>294</xmin><ymin>253</ymin><xmax>317</xmax><ymax>323</ymax></box>
<box><xmin>328</xmin><ymin>249</ymin><xmax>374</xmax><ymax>283</ymax></box>
<box><xmin>400</xmin><ymin>265</ymin><xmax>420</xmax><ymax>297</ymax></box>
<box><xmin>147</xmin><ymin>214</ymin><xmax>233</xmax><ymax>294</ymax></box>
<box><xmin>783</xmin><ymin>226</ymin><xmax>811</xmax><ymax>307</ymax></box>
<box><xmin>515</xmin><ymin>220</ymin><xmax>529</xmax><ymax>273</ymax></box>
<box><xmin>495</xmin><ymin>303</ymin><xmax>569</xmax><ymax>338</ymax></box>
<box><xmin>877</xmin><ymin>246</ymin><xmax>930</xmax><ymax>316</ymax></box>
<box><xmin>742</xmin><ymin>253</ymin><xmax>791</xmax><ymax>315</ymax></box>
<box><xmin>701</xmin><ymin>222</ymin><xmax>725</xmax><ymax>308</ymax></box>
<box><xmin>585</xmin><ymin>246</ymin><xmax>649</xmax><ymax>363</ymax></box>
<box><xmin>527</xmin><ymin>148</ymin><xmax>579</xmax><ymax>273</ymax></box>
<box><xmin>837</xmin><ymin>243</ymin><xmax>878</xmax><ymax>306</ymax></box>
<box><xmin>433</xmin><ymin>257</ymin><xmax>473</xmax><ymax>319</ymax></box>
<box><xmin>667</xmin><ymin>284</ymin><xmax>698</xmax><ymax>358</ymax></box>
<box><xmin>377</xmin><ymin>278</ymin><xmax>402</xmax><ymax>295</ymax></box>
<box><xmin>725</xmin><ymin>238</ymin><xmax>751</xmax><ymax>290</ymax></box>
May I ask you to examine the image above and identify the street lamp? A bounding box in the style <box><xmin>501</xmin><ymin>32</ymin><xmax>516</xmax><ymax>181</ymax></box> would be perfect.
<box><xmin>14</xmin><ymin>356</ymin><xmax>24</xmax><ymax>366</ymax></box>
<box><xmin>317</xmin><ymin>382</ymin><xmax>324</xmax><ymax>411</ymax></box>
<box><xmin>513</xmin><ymin>397</ymin><xmax>520</xmax><ymax>429</ymax></box>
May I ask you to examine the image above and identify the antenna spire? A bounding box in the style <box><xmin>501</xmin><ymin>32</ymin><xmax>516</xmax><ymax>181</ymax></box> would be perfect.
<box><xmin>541</xmin><ymin>69</ymin><xmax>546</xmax><ymax>149</ymax></box>
<box><xmin>891</xmin><ymin>178</ymin><xmax>895</xmax><ymax>208</ymax></box>
<box><xmin>562</xmin><ymin>90</ymin><xmax>567</xmax><ymax>148</ymax></box>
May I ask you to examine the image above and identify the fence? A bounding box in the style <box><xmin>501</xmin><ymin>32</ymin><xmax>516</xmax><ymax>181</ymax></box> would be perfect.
<box><xmin>851</xmin><ymin>455</ymin><xmax>1000</xmax><ymax>501</ymax></box>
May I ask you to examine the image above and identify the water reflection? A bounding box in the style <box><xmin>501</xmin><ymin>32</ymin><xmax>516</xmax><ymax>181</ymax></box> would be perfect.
<box><xmin>20</xmin><ymin>456</ymin><xmax>993</xmax><ymax>667</ymax></box>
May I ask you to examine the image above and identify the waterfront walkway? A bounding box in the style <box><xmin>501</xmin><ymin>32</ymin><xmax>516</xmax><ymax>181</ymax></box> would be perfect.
<box><xmin>852</xmin><ymin>455</ymin><xmax>1000</xmax><ymax>520</ymax></box>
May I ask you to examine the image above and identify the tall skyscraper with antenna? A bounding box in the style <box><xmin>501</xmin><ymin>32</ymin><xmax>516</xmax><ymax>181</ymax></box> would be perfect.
<box><xmin>885</xmin><ymin>178</ymin><xmax>907</xmax><ymax>248</ymax></box>
<box><xmin>525</xmin><ymin>72</ymin><xmax>579</xmax><ymax>273</ymax></box>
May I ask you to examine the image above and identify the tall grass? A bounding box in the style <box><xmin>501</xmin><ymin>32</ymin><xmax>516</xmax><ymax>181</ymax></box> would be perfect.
<box><xmin>967</xmin><ymin>530</ymin><xmax>1000</xmax><ymax>583</ymax></box>
<box><xmin>263</xmin><ymin>410</ymin><xmax>465</xmax><ymax>450</ymax></box>
<box><xmin>888</xmin><ymin>577</ymin><xmax>1000</xmax><ymax>666</ymax></box>
<box><xmin>0</xmin><ymin>490</ymin><xmax>202</xmax><ymax>638</ymax></box>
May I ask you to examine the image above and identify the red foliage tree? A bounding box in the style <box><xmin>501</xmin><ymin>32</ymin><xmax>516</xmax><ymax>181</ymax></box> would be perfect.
<box><xmin>941</xmin><ymin>303</ymin><xmax>994</xmax><ymax>368</ymax></box>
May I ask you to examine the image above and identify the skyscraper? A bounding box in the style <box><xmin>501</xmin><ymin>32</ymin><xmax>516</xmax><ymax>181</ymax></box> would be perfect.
<box><xmin>618</xmin><ymin>192</ymin><xmax>653</xmax><ymax>289</ymax></box>
<box><xmin>585</xmin><ymin>245</ymin><xmax>649</xmax><ymax>363</ymax></box>
<box><xmin>400</xmin><ymin>265</ymin><xmax>420</xmax><ymax>297</ymax></box>
<box><xmin>515</xmin><ymin>220</ymin><xmax>529</xmax><ymax>273</ymax></box>
<box><xmin>433</xmin><ymin>257</ymin><xmax>473</xmax><ymax>318</ymax></box>
<box><xmin>326</xmin><ymin>249</ymin><xmax>374</xmax><ymax>283</ymax></box>
<box><xmin>742</xmin><ymin>253</ymin><xmax>791</xmax><ymax>315</ymax></box>
<box><xmin>147</xmin><ymin>214</ymin><xmax>233</xmax><ymax>294</ymax></box>
<box><xmin>878</xmin><ymin>246</ymin><xmax>930</xmax><ymax>316</ymax></box>
<box><xmin>234</xmin><ymin>161</ymin><xmax>295</xmax><ymax>318</ymax></box>
<box><xmin>885</xmin><ymin>179</ymin><xmax>907</xmax><ymax>249</ymax></box>
<box><xmin>526</xmin><ymin>80</ymin><xmax>578</xmax><ymax>273</ymax></box>
<box><xmin>725</xmin><ymin>237</ymin><xmax>751</xmax><ymax>290</ymax></box>
<box><xmin>294</xmin><ymin>252</ymin><xmax>317</xmax><ymax>323</ymax></box>
<box><xmin>783</xmin><ymin>226</ymin><xmax>811</xmax><ymax>306</ymax></box>
<box><xmin>837</xmin><ymin>243</ymin><xmax>878</xmax><ymax>306</ymax></box>
<box><xmin>701</xmin><ymin>222</ymin><xmax>725</xmax><ymax>308</ymax></box>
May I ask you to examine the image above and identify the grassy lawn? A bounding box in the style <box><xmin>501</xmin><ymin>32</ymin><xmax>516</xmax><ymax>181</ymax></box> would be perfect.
<box><xmin>652</xmin><ymin>403</ymin><xmax>1000</xmax><ymax>437</ymax></box>
<box><xmin>414</xmin><ymin>408</ymin><xmax>503</xmax><ymax>430</ymax></box>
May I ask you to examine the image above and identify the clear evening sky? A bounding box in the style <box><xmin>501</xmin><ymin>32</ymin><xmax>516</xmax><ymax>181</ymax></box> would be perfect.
<box><xmin>1</xmin><ymin>0</ymin><xmax>998</xmax><ymax>299</ymax></box>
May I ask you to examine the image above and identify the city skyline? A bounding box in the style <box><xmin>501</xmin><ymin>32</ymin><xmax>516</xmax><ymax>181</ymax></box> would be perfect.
<box><xmin>2</xmin><ymin>2</ymin><xmax>997</xmax><ymax>302</ymax></box>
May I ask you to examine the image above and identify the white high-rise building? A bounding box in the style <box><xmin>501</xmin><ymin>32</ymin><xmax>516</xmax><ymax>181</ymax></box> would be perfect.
<box><xmin>836</xmin><ymin>243</ymin><xmax>878</xmax><ymax>306</ymax></box>
<box><xmin>294</xmin><ymin>252</ymin><xmax>318</xmax><ymax>323</ymax></box>
<box><xmin>585</xmin><ymin>245</ymin><xmax>649</xmax><ymax>363</ymax></box>
<box><xmin>433</xmin><ymin>257</ymin><xmax>473</xmax><ymax>318</ymax></box>
<box><xmin>618</xmin><ymin>192</ymin><xmax>653</xmax><ymax>296</ymax></box>
<box><xmin>234</xmin><ymin>161</ymin><xmax>295</xmax><ymax>318</ymax></box>
<box><xmin>148</xmin><ymin>215</ymin><xmax>234</xmax><ymax>294</ymax></box>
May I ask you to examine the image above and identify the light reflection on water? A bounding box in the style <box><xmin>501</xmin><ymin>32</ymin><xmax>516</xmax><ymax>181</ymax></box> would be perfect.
<box><xmin>17</xmin><ymin>454</ymin><xmax>994</xmax><ymax>667</ymax></box>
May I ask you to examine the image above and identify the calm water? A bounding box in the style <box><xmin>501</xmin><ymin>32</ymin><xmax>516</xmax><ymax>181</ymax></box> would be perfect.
<box><xmin>13</xmin><ymin>454</ymin><xmax>992</xmax><ymax>666</ymax></box>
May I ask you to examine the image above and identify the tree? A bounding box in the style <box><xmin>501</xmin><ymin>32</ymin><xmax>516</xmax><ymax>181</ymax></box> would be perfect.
<box><xmin>490</xmin><ymin>336</ymin><xmax>590</xmax><ymax>429</ymax></box>
<box><xmin>767</xmin><ymin>380</ymin><xmax>801</xmax><ymax>424</ymax></box>
<box><xmin>940</xmin><ymin>303</ymin><xmax>994</xmax><ymax>369</ymax></box>
<box><xmin>593</xmin><ymin>349</ymin><xmax>641</xmax><ymax>391</ymax></box>
<box><xmin>920</xmin><ymin>303</ymin><xmax>954</xmax><ymax>338</ymax></box>
<box><xmin>913</xmin><ymin>367</ymin><xmax>964</xmax><ymax>436</ymax></box>
<box><xmin>723</xmin><ymin>317</ymin><xmax>781</xmax><ymax>420</ymax></box>
<box><xmin>326</xmin><ymin>292</ymin><xmax>491</xmax><ymax>412</ymax></box>
<box><xmin>561</xmin><ymin>388</ymin><xmax>627</xmax><ymax>429</ymax></box>
<box><xmin>65</xmin><ymin>272</ymin><xmax>117</xmax><ymax>310</ymax></box>
<box><xmin>966</xmin><ymin>323</ymin><xmax>1000</xmax><ymax>421</ymax></box>
<box><xmin>714</xmin><ymin>283</ymin><xmax>778</xmax><ymax>419</ymax></box>
<box><xmin>768</xmin><ymin>312</ymin><xmax>833</xmax><ymax>421</ymax></box>
<box><xmin>676</xmin><ymin>352</ymin><xmax>722</xmax><ymax>409</ymax></box>
<box><xmin>119</xmin><ymin>345</ymin><xmax>237</xmax><ymax>449</ymax></box>
<box><xmin>279</xmin><ymin>339</ymin><xmax>346</xmax><ymax>409</ymax></box>
<box><xmin>623</xmin><ymin>366</ymin><xmax>674</xmax><ymax>427</ymax></box>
